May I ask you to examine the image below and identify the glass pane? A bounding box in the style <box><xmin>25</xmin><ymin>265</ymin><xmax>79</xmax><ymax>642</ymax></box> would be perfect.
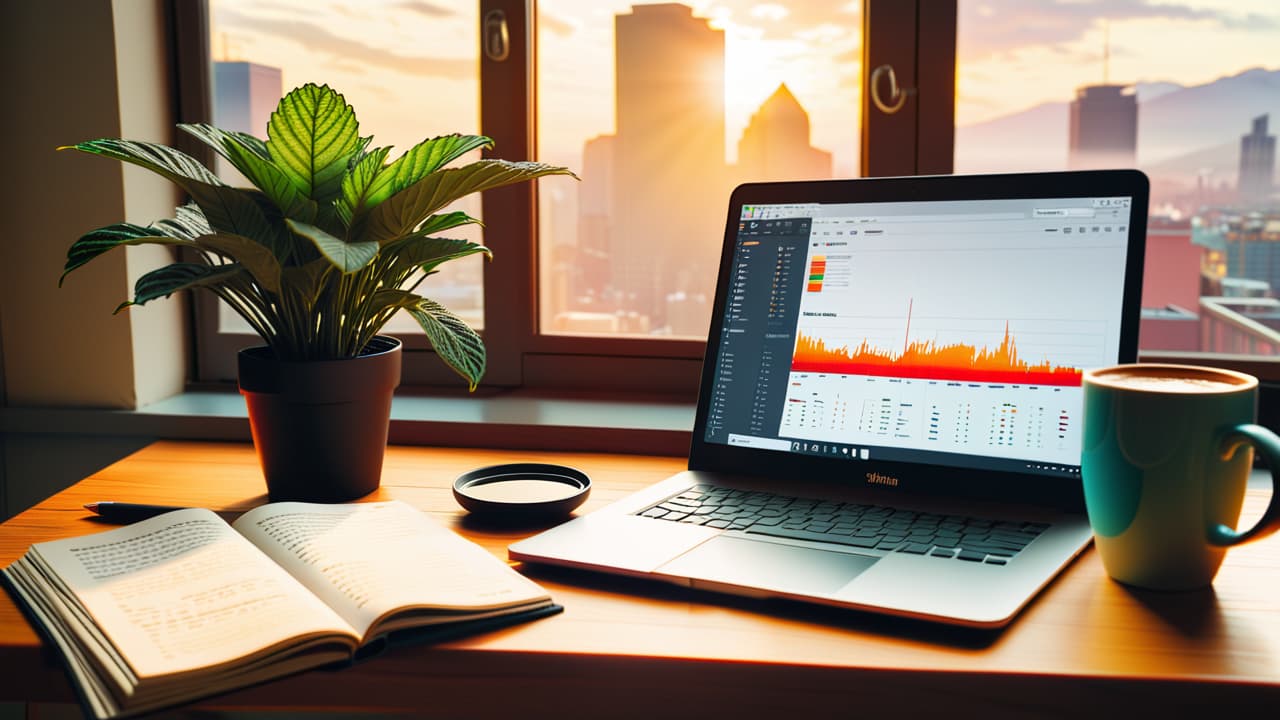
<box><xmin>537</xmin><ymin>1</ymin><xmax>863</xmax><ymax>338</ymax></box>
<box><xmin>208</xmin><ymin>0</ymin><xmax>482</xmax><ymax>335</ymax></box>
<box><xmin>956</xmin><ymin>1</ymin><xmax>1280</xmax><ymax>356</ymax></box>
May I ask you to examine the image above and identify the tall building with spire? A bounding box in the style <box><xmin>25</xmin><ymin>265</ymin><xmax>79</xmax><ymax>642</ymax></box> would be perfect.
<box><xmin>736</xmin><ymin>84</ymin><xmax>832</xmax><ymax>182</ymax></box>
<box><xmin>611</xmin><ymin>3</ymin><xmax>727</xmax><ymax>332</ymax></box>
<box><xmin>1239</xmin><ymin>114</ymin><xmax>1276</xmax><ymax>206</ymax></box>
<box><xmin>1067</xmin><ymin>84</ymin><xmax>1137</xmax><ymax>170</ymax></box>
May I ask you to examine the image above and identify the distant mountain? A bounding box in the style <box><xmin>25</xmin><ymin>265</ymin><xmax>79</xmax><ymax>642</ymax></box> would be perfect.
<box><xmin>955</xmin><ymin>101</ymin><xmax>1069</xmax><ymax>173</ymax></box>
<box><xmin>1139</xmin><ymin>67</ymin><xmax>1280</xmax><ymax>168</ymax></box>
<box><xmin>955</xmin><ymin>67</ymin><xmax>1280</xmax><ymax>183</ymax></box>
<box><xmin>1134</xmin><ymin>81</ymin><xmax>1183</xmax><ymax>103</ymax></box>
<box><xmin>1144</xmin><ymin>139</ymin><xmax>1237</xmax><ymax>179</ymax></box>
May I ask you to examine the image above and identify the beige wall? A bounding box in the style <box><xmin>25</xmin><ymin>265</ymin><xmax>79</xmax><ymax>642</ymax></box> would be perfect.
<box><xmin>0</xmin><ymin>0</ymin><xmax>187</xmax><ymax>409</ymax></box>
<box><xmin>114</xmin><ymin>0</ymin><xmax>191</xmax><ymax>405</ymax></box>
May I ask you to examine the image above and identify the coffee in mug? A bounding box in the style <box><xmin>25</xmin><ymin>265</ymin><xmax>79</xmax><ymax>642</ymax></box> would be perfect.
<box><xmin>1081</xmin><ymin>363</ymin><xmax>1280</xmax><ymax>590</ymax></box>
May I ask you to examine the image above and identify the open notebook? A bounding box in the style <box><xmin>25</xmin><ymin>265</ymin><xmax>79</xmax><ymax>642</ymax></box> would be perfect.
<box><xmin>4</xmin><ymin>500</ymin><xmax>559</xmax><ymax>719</ymax></box>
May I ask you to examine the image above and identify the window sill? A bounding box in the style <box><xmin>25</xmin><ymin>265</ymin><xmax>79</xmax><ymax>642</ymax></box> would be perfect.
<box><xmin>0</xmin><ymin>389</ymin><xmax>697</xmax><ymax>457</ymax></box>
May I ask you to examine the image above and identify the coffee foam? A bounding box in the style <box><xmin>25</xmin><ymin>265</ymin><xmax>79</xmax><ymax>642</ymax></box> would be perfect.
<box><xmin>1096</xmin><ymin>368</ymin><xmax>1246</xmax><ymax>393</ymax></box>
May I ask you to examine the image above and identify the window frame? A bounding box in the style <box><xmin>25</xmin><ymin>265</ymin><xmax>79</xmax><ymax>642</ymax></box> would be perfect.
<box><xmin>181</xmin><ymin>0</ymin><xmax>937</xmax><ymax>393</ymax></box>
<box><xmin>183</xmin><ymin>1</ymin><xmax>1272</xmax><ymax>395</ymax></box>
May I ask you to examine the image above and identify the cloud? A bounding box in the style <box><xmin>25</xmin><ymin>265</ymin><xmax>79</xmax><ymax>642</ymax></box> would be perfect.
<box><xmin>750</xmin><ymin>4</ymin><xmax>790</xmax><ymax>22</ymax></box>
<box><xmin>709</xmin><ymin>0</ymin><xmax>860</xmax><ymax>40</ymax></box>
<box><xmin>215</xmin><ymin>6</ymin><xmax>473</xmax><ymax>80</ymax></box>
<box><xmin>960</xmin><ymin>0</ymin><xmax>1278</xmax><ymax>62</ymax></box>
<box><xmin>540</xmin><ymin>11</ymin><xmax>578</xmax><ymax>37</ymax></box>
<box><xmin>794</xmin><ymin>22</ymin><xmax>847</xmax><ymax>42</ymax></box>
<box><xmin>394</xmin><ymin>1</ymin><xmax>455</xmax><ymax>18</ymax></box>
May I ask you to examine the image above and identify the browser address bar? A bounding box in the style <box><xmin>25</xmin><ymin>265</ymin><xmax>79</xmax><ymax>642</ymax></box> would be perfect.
<box><xmin>816</xmin><ymin>212</ymin><xmax>1025</xmax><ymax>223</ymax></box>
<box><xmin>1033</xmin><ymin>208</ymin><xmax>1096</xmax><ymax>218</ymax></box>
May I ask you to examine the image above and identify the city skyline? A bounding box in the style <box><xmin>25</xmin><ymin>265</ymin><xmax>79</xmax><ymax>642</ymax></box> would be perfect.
<box><xmin>206</xmin><ymin>0</ymin><xmax>1280</xmax><ymax>347</ymax></box>
<box><xmin>553</xmin><ymin>6</ymin><xmax>835</xmax><ymax>336</ymax></box>
<box><xmin>211</xmin><ymin>0</ymin><xmax>1280</xmax><ymax>177</ymax></box>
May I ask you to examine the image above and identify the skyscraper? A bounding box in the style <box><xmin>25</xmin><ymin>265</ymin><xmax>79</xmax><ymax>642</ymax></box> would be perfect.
<box><xmin>1067</xmin><ymin>84</ymin><xmax>1137</xmax><ymax>170</ymax></box>
<box><xmin>577</xmin><ymin>134</ymin><xmax>616</xmax><ymax>297</ymax></box>
<box><xmin>1238</xmin><ymin>114</ymin><xmax>1276</xmax><ymax>206</ymax></box>
<box><xmin>736</xmin><ymin>84</ymin><xmax>833</xmax><ymax>182</ymax></box>
<box><xmin>212</xmin><ymin>61</ymin><xmax>282</xmax><ymax>181</ymax></box>
<box><xmin>213</xmin><ymin>61</ymin><xmax>281</xmax><ymax>137</ymax></box>
<box><xmin>612</xmin><ymin>3</ymin><xmax>727</xmax><ymax>332</ymax></box>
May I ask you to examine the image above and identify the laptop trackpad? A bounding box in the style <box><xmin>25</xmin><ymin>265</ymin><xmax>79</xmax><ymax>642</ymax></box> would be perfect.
<box><xmin>658</xmin><ymin>535</ymin><xmax>879</xmax><ymax>596</ymax></box>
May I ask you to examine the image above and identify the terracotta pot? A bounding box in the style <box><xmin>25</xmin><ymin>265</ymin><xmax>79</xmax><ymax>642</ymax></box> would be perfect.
<box><xmin>238</xmin><ymin>336</ymin><xmax>402</xmax><ymax>502</ymax></box>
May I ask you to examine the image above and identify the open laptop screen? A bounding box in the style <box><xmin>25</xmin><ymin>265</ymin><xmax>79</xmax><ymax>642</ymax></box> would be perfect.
<box><xmin>699</xmin><ymin>180</ymin><xmax>1143</xmax><ymax>486</ymax></box>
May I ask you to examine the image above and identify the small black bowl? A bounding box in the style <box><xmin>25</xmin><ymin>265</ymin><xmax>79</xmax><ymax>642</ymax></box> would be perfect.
<box><xmin>452</xmin><ymin>463</ymin><xmax>591</xmax><ymax>522</ymax></box>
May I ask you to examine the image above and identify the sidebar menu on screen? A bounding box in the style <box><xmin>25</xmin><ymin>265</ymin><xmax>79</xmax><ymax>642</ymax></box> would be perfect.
<box><xmin>705</xmin><ymin>218</ymin><xmax>812</xmax><ymax>444</ymax></box>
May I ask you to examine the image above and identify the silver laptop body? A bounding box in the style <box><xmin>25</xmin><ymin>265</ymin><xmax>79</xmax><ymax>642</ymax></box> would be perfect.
<box><xmin>512</xmin><ymin>170</ymin><xmax>1149</xmax><ymax>628</ymax></box>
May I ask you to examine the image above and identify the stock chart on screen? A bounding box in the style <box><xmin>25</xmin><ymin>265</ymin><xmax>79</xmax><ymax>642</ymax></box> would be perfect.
<box><xmin>705</xmin><ymin>196</ymin><xmax>1132</xmax><ymax>476</ymax></box>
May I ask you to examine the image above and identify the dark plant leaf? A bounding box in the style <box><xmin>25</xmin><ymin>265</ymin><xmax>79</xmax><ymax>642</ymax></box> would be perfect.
<box><xmin>413</xmin><ymin>211</ymin><xmax>481</xmax><ymax>238</ymax></box>
<box><xmin>195</xmin><ymin>233</ymin><xmax>284</xmax><ymax>294</ymax></box>
<box><xmin>382</xmin><ymin>236</ymin><xmax>491</xmax><ymax>275</ymax></box>
<box><xmin>63</xmin><ymin>139</ymin><xmax>289</xmax><ymax>261</ymax></box>
<box><xmin>116</xmin><ymin>263</ymin><xmax>243</xmax><ymax>313</ymax></box>
<box><xmin>150</xmin><ymin>203</ymin><xmax>212</xmax><ymax>240</ymax></box>
<box><xmin>374</xmin><ymin>290</ymin><xmax>485</xmax><ymax>389</ymax></box>
<box><xmin>179</xmin><ymin>123</ymin><xmax>318</xmax><ymax>221</ymax></box>
<box><xmin>62</xmin><ymin>138</ymin><xmax>223</xmax><ymax>187</ymax></box>
<box><xmin>187</xmin><ymin>184</ymin><xmax>291</xmax><ymax>259</ymax></box>
<box><xmin>280</xmin><ymin>258</ymin><xmax>331</xmax><ymax>308</ymax></box>
<box><xmin>286</xmin><ymin>218</ymin><xmax>378</xmax><ymax>273</ymax></box>
<box><xmin>62</xmin><ymin>224</ymin><xmax>193</xmax><ymax>284</ymax></box>
<box><xmin>360</xmin><ymin>159</ymin><xmax>576</xmax><ymax>244</ymax></box>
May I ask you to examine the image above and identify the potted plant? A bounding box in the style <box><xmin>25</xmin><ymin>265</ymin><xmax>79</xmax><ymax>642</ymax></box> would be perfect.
<box><xmin>60</xmin><ymin>83</ymin><xmax>574</xmax><ymax>502</ymax></box>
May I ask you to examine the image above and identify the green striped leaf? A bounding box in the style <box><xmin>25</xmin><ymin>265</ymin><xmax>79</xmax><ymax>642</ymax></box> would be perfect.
<box><xmin>62</xmin><ymin>224</ymin><xmax>194</xmax><ymax>284</ymax></box>
<box><xmin>281</xmin><ymin>258</ymin><xmax>332</xmax><ymax>308</ymax></box>
<box><xmin>336</xmin><ymin>146</ymin><xmax>392</xmax><ymax>228</ymax></box>
<box><xmin>286</xmin><ymin>218</ymin><xmax>377</xmax><ymax>273</ymax></box>
<box><xmin>360</xmin><ymin>159</ymin><xmax>576</xmax><ymax>244</ymax></box>
<box><xmin>150</xmin><ymin>204</ymin><xmax>212</xmax><ymax>241</ymax></box>
<box><xmin>414</xmin><ymin>211</ymin><xmax>481</xmax><ymax>237</ymax></box>
<box><xmin>179</xmin><ymin>123</ymin><xmax>317</xmax><ymax>221</ymax></box>
<box><xmin>375</xmin><ymin>291</ymin><xmax>485</xmax><ymax>389</ymax></box>
<box><xmin>188</xmin><ymin>184</ymin><xmax>289</xmax><ymax>257</ymax></box>
<box><xmin>62</xmin><ymin>138</ymin><xmax>223</xmax><ymax>188</ymax></box>
<box><xmin>382</xmin><ymin>236</ymin><xmax>491</xmax><ymax>275</ymax></box>
<box><xmin>358</xmin><ymin>135</ymin><xmax>493</xmax><ymax>215</ymax></box>
<box><xmin>374</xmin><ymin>212</ymin><xmax>481</xmax><ymax>248</ymax></box>
<box><xmin>195</xmin><ymin>233</ymin><xmax>283</xmax><ymax>294</ymax></box>
<box><xmin>63</xmin><ymin>139</ymin><xmax>288</xmax><ymax>260</ymax></box>
<box><xmin>116</xmin><ymin>263</ymin><xmax>243</xmax><ymax>313</ymax></box>
<box><xmin>266</xmin><ymin>84</ymin><xmax>361</xmax><ymax>202</ymax></box>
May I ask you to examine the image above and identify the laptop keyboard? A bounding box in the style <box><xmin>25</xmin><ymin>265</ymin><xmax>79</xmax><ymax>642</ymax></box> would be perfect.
<box><xmin>637</xmin><ymin>484</ymin><xmax>1048</xmax><ymax>566</ymax></box>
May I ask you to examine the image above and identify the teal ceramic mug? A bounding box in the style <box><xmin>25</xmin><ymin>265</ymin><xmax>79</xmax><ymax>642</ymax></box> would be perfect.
<box><xmin>1081</xmin><ymin>363</ymin><xmax>1280</xmax><ymax>590</ymax></box>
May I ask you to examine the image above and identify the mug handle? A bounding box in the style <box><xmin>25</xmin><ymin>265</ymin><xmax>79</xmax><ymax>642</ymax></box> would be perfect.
<box><xmin>1208</xmin><ymin>423</ymin><xmax>1280</xmax><ymax>546</ymax></box>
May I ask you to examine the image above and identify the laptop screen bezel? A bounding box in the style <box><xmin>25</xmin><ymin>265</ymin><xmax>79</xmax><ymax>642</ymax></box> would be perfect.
<box><xmin>687</xmin><ymin>169</ymin><xmax>1150</xmax><ymax>512</ymax></box>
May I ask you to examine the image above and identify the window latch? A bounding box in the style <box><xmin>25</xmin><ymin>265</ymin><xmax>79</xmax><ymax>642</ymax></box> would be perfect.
<box><xmin>483</xmin><ymin>10</ymin><xmax>510</xmax><ymax>62</ymax></box>
<box><xmin>870</xmin><ymin>64</ymin><xmax>915</xmax><ymax>115</ymax></box>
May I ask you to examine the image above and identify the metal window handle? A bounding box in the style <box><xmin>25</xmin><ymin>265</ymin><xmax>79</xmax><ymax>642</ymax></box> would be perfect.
<box><xmin>870</xmin><ymin>64</ymin><xmax>914</xmax><ymax>115</ymax></box>
<box><xmin>483</xmin><ymin>9</ymin><xmax>509</xmax><ymax>62</ymax></box>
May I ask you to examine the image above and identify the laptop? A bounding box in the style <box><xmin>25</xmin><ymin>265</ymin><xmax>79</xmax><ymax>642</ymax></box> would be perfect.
<box><xmin>512</xmin><ymin>170</ymin><xmax>1149</xmax><ymax>628</ymax></box>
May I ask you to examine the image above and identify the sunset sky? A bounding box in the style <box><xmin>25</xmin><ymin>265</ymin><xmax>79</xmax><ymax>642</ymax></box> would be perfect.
<box><xmin>211</xmin><ymin>0</ymin><xmax>1280</xmax><ymax>177</ymax></box>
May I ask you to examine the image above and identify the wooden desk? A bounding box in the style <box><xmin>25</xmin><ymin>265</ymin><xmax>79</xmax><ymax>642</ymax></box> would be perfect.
<box><xmin>1</xmin><ymin>441</ymin><xmax>1278</xmax><ymax>716</ymax></box>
